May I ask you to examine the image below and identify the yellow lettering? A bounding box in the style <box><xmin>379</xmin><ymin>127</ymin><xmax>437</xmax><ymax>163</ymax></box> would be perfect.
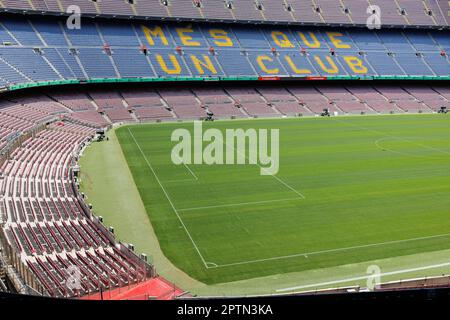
<box><xmin>314</xmin><ymin>56</ymin><xmax>339</xmax><ymax>74</ymax></box>
<box><xmin>326</xmin><ymin>32</ymin><xmax>351</xmax><ymax>49</ymax></box>
<box><xmin>298</xmin><ymin>32</ymin><xmax>320</xmax><ymax>48</ymax></box>
<box><xmin>142</xmin><ymin>25</ymin><xmax>168</xmax><ymax>46</ymax></box>
<box><xmin>271</xmin><ymin>31</ymin><xmax>294</xmax><ymax>48</ymax></box>
<box><xmin>190</xmin><ymin>55</ymin><xmax>218</xmax><ymax>74</ymax></box>
<box><xmin>343</xmin><ymin>56</ymin><xmax>368</xmax><ymax>74</ymax></box>
<box><xmin>156</xmin><ymin>54</ymin><xmax>182</xmax><ymax>74</ymax></box>
<box><xmin>256</xmin><ymin>55</ymin><xmax>279</xmax><ymax>74</ymax></box>
<box><xmin>284</xmin><ymin>56</ymin><xmax>311</xmax><ymax>74</ymax></box>
<box><xmin>209</xmin><ymin>29</ymin><xmax>233</xmax><ymax>47</ymax></box>
<box><xmin>176</xmin><ymin>27</ymin><xmax>200</xmax><ymax>46</ymax></box>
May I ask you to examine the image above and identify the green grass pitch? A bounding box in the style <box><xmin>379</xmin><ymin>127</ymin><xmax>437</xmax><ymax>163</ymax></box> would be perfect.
<box><xmin>113</xmin><ymin>114</ymin><xmax>450</xmax><ymax>285</ymax></box>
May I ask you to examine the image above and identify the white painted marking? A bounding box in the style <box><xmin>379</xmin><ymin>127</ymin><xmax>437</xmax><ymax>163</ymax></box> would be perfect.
<box><xmin>216</xmin><ymin>135</ymin><xmax>306</xmax><ymax>199</ymax></box>
<box><xmin>276</xmin><ymin>261</ymin><xmax>450</xmax><ymax>292</ymax></box>
<box><xmin>178</xmin><ymin>197</ymin><xmax>302</xmax><ymax>212</ymax></box>
<box><xmin>209</xmin><ymin>232</ymin><xmax>450</xmax><ymax>269</ymax></box>
<box><xmin>127</xmin><ymin>128</ymin><xmax>208</xmax><ymax>268</ymax></box>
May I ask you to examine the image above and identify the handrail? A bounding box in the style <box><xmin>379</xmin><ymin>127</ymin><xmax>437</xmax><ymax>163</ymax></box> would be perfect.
<box><xmin>2</xmin><ymin>75</ymin><xmax>450</xmax><ymax>94</ymax></box>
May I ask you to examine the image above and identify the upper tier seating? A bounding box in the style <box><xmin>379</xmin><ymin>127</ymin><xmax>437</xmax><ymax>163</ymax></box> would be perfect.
<box><xmin>1</xmin><ymin>0</ymin><xmax>448</xmax><ymax>28</ymax></box>
<box><xmin>0</xmin><ymin>17</ymin><xmax>449</xmax><ymax>88</ymax></box>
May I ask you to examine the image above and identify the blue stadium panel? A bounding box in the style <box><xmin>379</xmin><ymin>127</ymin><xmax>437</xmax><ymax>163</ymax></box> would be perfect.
<box><xmin>136</xmin><ymin>24</ymin><xmax>176</xmax><ymax>48</ymax></box>
<box><xmin>365</xmin><ymin>52</ymin><xmax>405</xmax><ymax>76</ymax></box>
<box><xmin>203</xmin><ymin>26</ymin><xmax>239</xmax><ymax>49</ymax></box>
<box><xmin>394</xmin><ymin>53</ymin><xmax>434</xmax><ymax>76</ymax></box>
<box><xmin>0</xmin><ymin>76</ymin><xmax>8</xmax><ymax>87</ymax></box>
<box><xmin>183</xmin><ymin>50</ymin><xmax>225</xmax><ymax>77</ymax></box>
<box><xmin>233</xmin><ymin>27</ymin><xmax>270</xmax><ymax>48</ymax></box>
<box><xmin>0</xmin><ymin>24</ymin><xmax>16</xmax><ymax>44</ymax></box>
<box><xmin>56</xmin><ymin>49</ymin><xmax>86</xmax><ymax>79</ymax></box>
<box><xmin>0</xmin><ymin>59</ymin><xmax>29</xmax><ymax>85</ymax></box>
<box><xmin>278</xmin><ymin>51</ymin><xmax>320</xmax><ymax>77</ymax></box>
<box><xmin>148</xmin><ymin>49</ymin><xmax>192</xmax><ymax>77</ymax></box>
<box><xmin>422</xmin><ymin>53</ymin><xmax>450</xmax><ymax>76</ymax></box>
<box><xmin>1</xmin><ymin>18</ymin><xmax>43</xmax><ymax>46</ymax></box>
<box><xmin>98</xmin><ymin>22</ymin><xmax>140</xmax><ymax>47</ymax></box>
<box><xmin>65</xmin><ymin>22</ymin><xmax>102</xmax><ymax>46</ymax></box>
<box><xmin>77</xmin><ymin>48</ymin><xmax>117</xmax><ymax>78</ymax></box>
<box><xmin>292</xmin><ymin>30</ymin><xmax>330</xmax><ymax>50</ymax></box>
<box><xmin>31</xmin><ymin>19</ymin><xmax>67</xmax><ymax>46</ymax></box>
<box><xmin>376</xmin><ymin>31</ymin><xmax>414</xmax><ymax>52</ymax></box>
<box><xmin>43</xmin><ymin>48</ymin><xmax>79</xmax><ymax>79</ymax></box>
<box><xmin>431</xmin><ymin>32</ymin><xmax>450</xmax><ymax>51</ymax></box>
<box><xmin>247</xmin><ymin>51</ymin><xmax>289</xmax><ymax>76</ymax></box>
<box><xmin>216</xmin><ymin>50</ymin><xmax>256</xmax><ymax>76</ymax></box>
<box><xmin>170</xmin><ymin>25</ymin><xmax>208</xmax><ymax>48</ymax></box>
<box><xmin>307</xmin><ymin>51</ymin><xmax>349</xmax><ymax>77</ymax></box>
<box><xmin>263</xmin><ymin>28</ymin><xmax>299</xmax><ymax>49</ymax></box>
<box><xmin>112</xmin><ymin>49</ymin><xmax>155</xmax><ymax>78</ymax></box>
<box><xmin>404</xmin><ymin>31</ymin><xmax>438</xmax><ymax>52</ymax></box>
<box><xmin>337</xmin><ymin>55</ymin><xmax>376</xmax><ymax>76</ymax></box>
<box><xmin>0</xmin><ymin>48</ymin><xmax>59</xmax><ymax>81</ymax></box>
<box><xmin>322</xmin><ymin>30</ymin><xmax>356</xmax><ymax>51</ymax></box>
<box><xmin>350</xmin><ymin>30</ymin><xmax>385</xmax><ymax>51</ymax></box>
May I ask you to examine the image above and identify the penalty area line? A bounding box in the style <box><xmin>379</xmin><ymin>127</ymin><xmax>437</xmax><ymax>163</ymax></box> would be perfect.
<box><xmin>276</xmin><ymin>261</ymin><xmax>450</xmax><ymax>292</ymax></box>
<box><xmin>216</xmin><ymin>135</ymin><xmax>306</xmax><ymax>200</ymax></box>
<box><xmin>127</xmin><ymin>128</ymin><xmax>209</xmax><ymax>268</ymax></box>
<box><xmin>208</xmin><ymin>232</ymin><xmax>450</xmax><ymax>269</ymax></box>
<box><xmin>178</xmin><ymin>197</ymin><xmax>303</xmax><ymax>212</ymax></box>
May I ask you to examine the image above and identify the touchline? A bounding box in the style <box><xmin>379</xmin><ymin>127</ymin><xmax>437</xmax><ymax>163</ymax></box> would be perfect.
<box><xmin>171</xmin><ymin>121</ymin><xmax>280</xmax><ymax>176</ymax></box>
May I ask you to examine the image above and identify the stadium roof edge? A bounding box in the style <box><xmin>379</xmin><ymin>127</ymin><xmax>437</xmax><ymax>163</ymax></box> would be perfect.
<box><xmin>0</xmin><ymin>9</ymin><xmax>448</xmax><ymax>31</ymax></box>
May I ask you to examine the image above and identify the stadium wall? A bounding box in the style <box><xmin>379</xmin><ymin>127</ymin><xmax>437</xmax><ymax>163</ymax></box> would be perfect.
<box><xmin>0</xmin><ymin>15</ymin><xmax>449</xmax><ymax>90</ymax></box>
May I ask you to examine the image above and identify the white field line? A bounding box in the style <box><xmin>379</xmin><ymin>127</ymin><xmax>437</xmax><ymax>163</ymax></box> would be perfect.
<box><xmin>127</xmin><ymin>128</ymin><xmax>209</xmax><ymax>268</ymax></box>
<box><xmin>181</xmin><ymin>161</ymin><xmax>198</xmax><ymax>180</ymax></box>
<box><xmin>374</xmin><ymin>136</ymin><xmax>450</xmax><ymax>160</ymax></box>
<box><xmin>216</xmin><ymin>135</ymin><xmax>306</xmax><ymax>199</ymax></box>
<box><xmin>178</xmin><ymin>197</ymin><xmax>302</xmax><ymax>212</ymax></box>
<box><xmin>207</xmin><ymin>232</ymin><xmax>450</xmax><ymax>269</ymax></box>
<box><xmin>276</xmin><ymin>261</ymin><xmax>450</xmax><ymax>292</ymax></box>
<box><xmin>148</xmin><ymin>149</ymin><xmax>199</xmax><ymax>180</ymax></box>
<box><xmin>164</xmin><ymin>178</ymin><xmax>198</xmax><ymax>183</ymax></box>
<box><xmin>171</xmin><ymin>153</ymin><xmax>199</xmax><ymax>180</ymax></box>
<box><xmin>333</xmin><ymin>117</ymin><xmax>450</xmax><ymax>156</ymax></box>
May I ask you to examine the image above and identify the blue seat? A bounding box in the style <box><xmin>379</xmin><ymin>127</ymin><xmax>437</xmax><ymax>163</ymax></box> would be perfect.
<box><xmin>169</xmin><ymin>25</ymin><xmax>208</xmax><ymax>48</ymax></box>
<box><xmin>112</xmin><ymin>49</ymin><xmax>155</xmax><ymax>78</ymax></box>
<box><xmin>0</xmin><ymin>48</ymin><xmax>59</xmax><ymax>81</ymax></box>
<box><xmin>405</xmin><ymin>31</ymin><xmax>438</xmax><ymax>52</ymax></box>
<box><xmin>394</xmin><ymin>53</ymin><xmax>435</xmax><ymax>76</ymax></box>
<box><xmin>32</xmin><ymin>18</ymin><xmax>67</xmax><ymax>46</ymax></box>
<box><xmin>376</xmin><ymin>30</ymin><xmax>414</xmax><ymax>52</ymax></box>
<box><xmin>183</xmin><ymin>49</ymin><xmax>225</xmax><ymax>77</ymax></box>
<box><xmin>0</xmin><ymin>24</ymin><xmax>16</xmax><ymax>44</ymax></box>
<box><xmin>56</xmin><ymin>49</ymin><xmax>86</xmax><ymax>79</ymax></box>
<box><xmin>99</xmin><ymin>22</ymin><xmax>140</xmax><ymax>47</ymax></box>
<box><xmin>247</xmin><ymin>50</ymin><xmax>289</xmax><ymax>76</ymax></box>
<box><xmin>1</xmin><ymin>18</ymin><xmax>43</xmax><ymax>46</ymax></box>
<box><xmin>350</xmin><ymin>30</ymin><xmax>385</xmax><ymax>51</ymax></box>
<box><xmin>278</xmin><ymin>51</ymin><xmax>320</xmax><ymax>77</ymax></box>
<box><xmin>233</xmin><ymin>27</ymin><xmax>270</xmax><ymax>49</ymax></box>
<box><xmin>422</xmin><ymin>53</ymin><xmax>450</xmax><ymax>76</ymax></box>
<box><xmin>148</xmin><ymin>49</ymin><xmax>192</xmax><ymax>77</ymax></box>
<box><xmin>65</xmin><ymin>22</ymin><xmax>102</xmax><ymax>46</ymax></box>
<box><xmin>365</xmin><ymin>52</ymin><xmax>405</xmax><ymax>76</ymax></box>
<box><xmin>43</xmin><ymin>48</ymin><xmax>79</xmax><ymax>79</ymax></box>
<box><xmin>216</xmin><ymin>50</ymin><xmax>256</xmax><ymax>77</ymax></box>
<box><xmin>77</xmin><ymin>48</ymin><xmax>117</xmax><ymax>78</ymax></box>
<box><xmin>431</xmin><ymin>32</ymin><xmax>450</xmax><ymax>52</ymax></box>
